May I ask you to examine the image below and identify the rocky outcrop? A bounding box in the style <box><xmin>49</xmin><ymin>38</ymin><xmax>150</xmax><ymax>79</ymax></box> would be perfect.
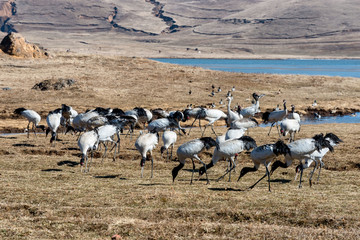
<box><xmin>32</xmin><ymin>78</ymin><xmax>76</xmax><ymax>91</ymax></box>
<box><xmin>0</xmin><ymin>32</ymin><xmax>48</xmax><ymax>58</ymax></box>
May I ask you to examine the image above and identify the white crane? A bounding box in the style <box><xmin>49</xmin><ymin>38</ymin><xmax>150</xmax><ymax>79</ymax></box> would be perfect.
<box><xmin>216</xmin><ymin>128</ymin><xmax>246</xmax><ymax>144</ymax></box>
<box><xmin>135</xmin><ymin>131</ymin><xmax>159</xmax><ymax>178</ymax></box>
<box><xmin>61</xmin><ymin>104</ymin><xmax>78</xmax><ymax>128</ymax></box>
<box><xmin>160</xmin><ymin>130</ymin><xmax>177</xmax><ymax>161</ymax></box>
<box><xmin>78</xmin><ymin>129</ymin><xmax>99</xmax><ymax>173</ymax></box>
<box><xmin>226</xmin><ymin>96</ymin><xmax>243</xmax><ymax>126</ymax></box>
<box><xmin>198</xmin><ymin>136</ymin><xmax>257</xmax><ymax>182</ymax></box>
<box><xmin>147</xmin><ymin>111</ymin><xmax>186</xmax><ymax>135</ymax></box>
<box><xmin>270</xmin><ymin>133</ymin><xmax>334</xmax><ymax>188</ymax></box>
<box><xmin>14</xmin><ymin>108</ymin><xmax>45</xmax><ymax>138</ymax></box>
<box><xmin>97</xmin><ymin>124</ymin><xmax>121</xmax><ymax>161</ymax></box>
<box><xmin>262</xmin><ymin>99</ymin><xmax>288</xmax><ymax>136</ymax></box>
<box><xmin>295</xmin><ymin>133</ymin><xmax>342</xmax><ymax>185</ymax></box>
<box><xmin>240</xmin><ymin>93</ymin><xmax>265</xmax><ymax>118</ymax></box>
<box><xmin>230</xmin><ymin>117</ymin><xmax>258</xmax><ymax>130</ymax></box>
<box><xmin>280</xmin><ymin>118</ymin><xmax>301</xmax><ymax>142</ymax></box>
<box><xmin>125</xmin><ymin>107</ymin><xmax>153</xmax><ymax>129</ymax></box>
<box><xmin>225</xmin><ymin>128</ymin><xmax>246</xmax><ymax>140</ymax></box>
<box><xmin>237</xmin><ymin>140</ymin><xmax>291</xmax><ymax>192</ymax></box>
<box><xmin>287</xmin><ymin>105</ymin><xmax>301</xmax><ymax>122</ymax></box>
<box><xmin>46</xmin><ymin>108</ymin><xmax>62</xmax><ymax>146</ymax></box>
<box><xmin>172</xmin><ymin>137</ymin><xmax>218</xmax><ymax>184</ymax></box>
<box><xmin>185</xmin><ymin>108</ymin><xmax>227</xmax><ymax>136</ymax></box>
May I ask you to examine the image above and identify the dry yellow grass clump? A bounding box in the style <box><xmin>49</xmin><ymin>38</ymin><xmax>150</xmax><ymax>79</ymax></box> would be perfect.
<box><xmin>0</xmin><ymin>53</ymin><xmax>359</xmax><ymax>239</ymax></box>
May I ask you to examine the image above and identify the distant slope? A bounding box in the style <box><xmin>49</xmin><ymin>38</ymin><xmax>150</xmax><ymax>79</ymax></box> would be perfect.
<box><xmin>1</xmin><ymin>0</ymin><xmax>359</xmax><ymax>58</ymax></box>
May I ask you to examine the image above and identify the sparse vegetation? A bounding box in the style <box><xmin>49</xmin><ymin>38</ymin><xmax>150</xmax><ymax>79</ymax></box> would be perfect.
<box><xmin>0</xmin><ymin>53</ymin><xmax>359</xmax><ymax>239</ymax></box>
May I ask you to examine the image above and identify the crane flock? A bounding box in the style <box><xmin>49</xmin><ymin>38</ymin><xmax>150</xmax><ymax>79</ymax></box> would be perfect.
<box><xmin>13</xmin><ymin>89</ymin><xmax>343</xmax><ymax>192</ymax></box>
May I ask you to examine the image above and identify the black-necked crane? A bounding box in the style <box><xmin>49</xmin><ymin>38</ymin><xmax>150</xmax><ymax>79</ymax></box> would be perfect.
<box><xmin>78</xmin><ymin>129</ymin><xmax>99</xmax><ymax>173</ymax></box>
<box><xmin>46</xmin><ymin>108</ymin><xmax>62</xmax><ymax>146</ymax></box>
<box><xmin>230</xmin><ymin>117</ymin><xmax>258</xmax><ymax>130</ymax></box>
<box><xmin>125</xmin><ymin>107</ymin><xmax>153</xmax><ymax>129</ymax></box>
<box><xmin>226</xmin><ymin>96</ymin><xmax>243</xmax><ymax>126</ymax></box>
<box><xmin>287</xmin><ymin>105</ymin><xmax>301</xmax><ymax>122</ymax></box>
<box><xmin>215</xmin><ymin>128</ymin><xmax>246</xmax><ymax>145</ymax></box>
<box><xmin>237</xmin><ymin>140</ymin><xmax>291</xmax><ymax>192</ymax></box>
<box><xmin>161</xmin><ymin>130</ymin><xmax>177</xmax><ymax>161</ymax></box>
<box><xmin>280</xmin><ymin>118</ymin><xmax>301</xmax><ymax>142</ymax></box>
<box><xmin>97</xmin><ymin>124</ymin><xmax>121</xmax><ymax>161</ymax></box>
<box><xmin>135</xmin><ymin>131</ymin><xmax>159</xmax><ymax>178</ymax></box>
<box><xmin>14</xmin><ymin>108</ymin><xmax>45</xmax><ymax>138</ymax></box>
<box><xmin>262</xmin><ymin>99</ymin><xmax>288</xmax><ymax>136</ymax></box>
<box><xmin>184</xmin><ymin>108</ymin><xmax>227</xmax><ymax>136</ymax></box>
<box><xmin>198</xmin><ymin>136</ymin><xmax>257</xmax><ymax>182</ymax></box>
<box><xmin>172</xmin><ymin>137</ymin><xmax>218</xmax><ymax>184</ymax></box>
<box><xmin>270</xmin><ymin>133</ymin><xmax>334</xmax><ymax>188</ymax></box>
<box><xmin>294</xmin><ymin>133</ymin><xmax>342</xmax><ymax>185</ymax></box>
<box><xmin>240</xmin><ymin>93</ymin><xmax>265</xmax><ymax>118</ymax></box>
<box><xmin>147</xmin><ymin>111</ymin><xmax>186</xmax><ymax>135</ymax></box>
<box><xmin>61</xmin><ymin>104</ymin><xmax>78</xmax><ymax>128</ymax></box>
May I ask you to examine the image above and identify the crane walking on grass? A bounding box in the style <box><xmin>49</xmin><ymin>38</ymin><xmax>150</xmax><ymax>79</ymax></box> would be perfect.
<box><xmin>161</xmin><ymin>130</ymin><xmax>177</xmax><ymax>161</ymax></box>
<box><xmin>294</xmin><ymin>133</ymin><xmax>342</xmax><ymax>185</ymax></box>
<box><xmin>172</xmin><ymin>137</ymin><xmax>218</xmax><ymax>184</ymax></box>
<box><xmin>262</xmin><ymin>99</ymin><xmax>288</xmax><ymax>136</ymax></box>
<box><xmin>270</xmin><ymin>133</ymin><xmax>334</xmax><ymax>188</ymax></box>
<box><xmin>97</xmin><ymin>124</ymin><xmax>121</xmax><ymax>162</ymax></box>
<box><xmin>78</xmin><ymin>129</ymin><xmax>100</xmax><ymax>173</ymax></box>
<box><xmin>237</xmin><ymin>140</ymin><xmax>291</xmax><ymax>192</ymax></box>
<box><xmin>14</xmin><ymin>108</ymin><xmax>45</xmax><ymax>138</ymax></box>
<box><xmin>46</xmin><ymin>108</ymin><xmax>62</xmax><ymax>146</ymax></box>
<box><xmin>135</xmin><ymin>131</ymin><xmax>159</xmax><ymax>178</ymax></box>
<box><xmin>198</xmin><ymin>136</ymin><xmax>257</xmax><ymax>182</ymax></box>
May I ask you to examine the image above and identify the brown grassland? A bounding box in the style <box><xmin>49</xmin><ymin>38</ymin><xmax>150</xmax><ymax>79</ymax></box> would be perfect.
<box><xmin>0</xmin><ymin>52</ymin><xmax>360</xmax><ymax>239</ymax></box>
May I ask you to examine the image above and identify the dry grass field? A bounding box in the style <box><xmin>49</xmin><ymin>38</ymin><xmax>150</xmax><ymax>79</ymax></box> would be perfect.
<box><xmin>0</xmin><ymin>53</ymin><xmax>360</xmax><ymax>239</ymax></box>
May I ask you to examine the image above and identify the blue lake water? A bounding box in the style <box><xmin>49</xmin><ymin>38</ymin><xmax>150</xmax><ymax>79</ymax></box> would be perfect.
<box><xmin>151</xmin><ymin>58</ymin><xmax>360</xmax><ymax>78</ymax></box>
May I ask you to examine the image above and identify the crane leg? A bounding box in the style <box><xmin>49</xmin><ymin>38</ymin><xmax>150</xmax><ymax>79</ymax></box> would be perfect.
<box><xmin>249</xmin><ymin>172</ymin><xmax>268</xmax><ymax>190</ymax></box>
<box><xmin>298</xmin><ymin>165</ymin><xmax>304</xmax><ymax>188</ymax></box>
<box><xmin>216</xmin><ymin>162</ymin><xmax>236</xmax><ymax>182</ymax></box>
<box><xmin>308</xmin><ymin>160</ymin><xmax>318</xmax><ymax>187</ymax></box>
<box><xmin>33</xmin><ymin>123</ymin><xmax>37</xmax><ymax>138</ymax></box>
<box><xmin>267</xmin><ymin>123</ymin><xmax>275</xmax><ymax>136</ymax></box>
<box><xmin>210</xmin><ymin>125</ymin><xmax>217</xmax><ymax>136</ymax></box>
<box><xmin>101</xmin><ymin>142</ymin><xmax>108</xmax><ymax>163</ymax></box>
<box><xmin>190</xmin><ymin>158</ymin><xmax>195</xmax><ymax>184</ymax></box>
<box><xmin>317</xmin><ymin>161</ymin><xmax>324</xmax><ymax>183</ymax></box>
<box><xmin>187</xmin><ymin>117</ymin><xmax>199</xmax><ymax>136</ymax></box>
<box><xmin>169</xmin><ymin>144</ymin><xmax>173</xmax><ymax>161</ymax></box>
<box><xmin>197</xmin><ymin>158</ymin><xmax>209</xmax><ymax>185</ymax></box>
<box><xmin>265</xmin><ymin>165</ymin><xmax>271</xmax><ymax>192</ymax></box>
<box><xmin>27</xmin><ymin>122</ymin><xmax>30</xmax><ymax>138</ymax></box>
<box><xmin>150</xmin><ymin>152</ymin><xmax>154</xmax><ymax>179</ymax></box>
<box><xmin>276</xmin><ymin>123</ymin><xmax>281</xmax><ymax>137</ymax></box>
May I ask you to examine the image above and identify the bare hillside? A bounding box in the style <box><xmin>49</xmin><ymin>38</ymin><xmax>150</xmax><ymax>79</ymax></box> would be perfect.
<box><xmin>1</xmin><ymin>0</ymin><xmax>360</xmax><ymax>57</ymax></box>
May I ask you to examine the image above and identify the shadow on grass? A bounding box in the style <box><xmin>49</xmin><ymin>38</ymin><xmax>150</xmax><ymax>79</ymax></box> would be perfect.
<box><xmin>0</xmin><ymin>136</ymin><xmax>17</xmax><ymax>139</ymax></box>
<box><xmin>41</xmin><ymin>168</ymin><xmax>63</xmax><ymax>172</ymax></box>
<box><xmin>57</xmin><ymin>160</ymin><xmax>79</xmax><ymax>167</ymax></box>
<box><xmin>62</xmin><ymin>147</ymin><xmax>78</xmax><ymax>151</ymax></box>
<box><xmin>138</xmin><ymin>183</ymin><xmax>166</xmax><ymax>186</ymax></box>
<box><xmin>93</xmin><ymin>175</ymin><xmax>125</xmax><ymax>180</ymax></box>
<box><xmin>13</xmin><ymin>143</ymin><xmax>35</xmax><ymax>147</ymax></box>
<box><xmin>208</xmin><ymin>187</ymin><xmax>243</xmax><ymax>192</ymax></box>
<box><xmin>270</xmin><ymin>178</ymin><xmax>291</xmax><ymax>184</ymax></box>
<box><xmin>183</xmin><ymin>168</ymin><xmax>199</xmax><ymax>173</ymax></box>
